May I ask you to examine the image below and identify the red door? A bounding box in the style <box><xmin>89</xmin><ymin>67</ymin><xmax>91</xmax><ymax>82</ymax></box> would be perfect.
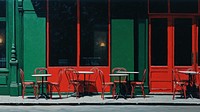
<box><xmin>149</xmin><ymin>16</ymin><xmax>198</xmax><ymax>93</ymax></box>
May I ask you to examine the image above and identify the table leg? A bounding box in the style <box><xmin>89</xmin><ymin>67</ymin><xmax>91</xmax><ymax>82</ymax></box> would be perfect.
<box><xmin>187</xmin><ymin>73</ymin><xmax>195</xmax><ymax>99</ymax></box>
<box><xmin>38</xmin><ymin>76</ymin><xmax>49</xmax><ymax>100</ymax></box>
<box><xmin>116</xmin><ymin>76</ymin><xmax>127</xmax><ymax>100</ymax></box>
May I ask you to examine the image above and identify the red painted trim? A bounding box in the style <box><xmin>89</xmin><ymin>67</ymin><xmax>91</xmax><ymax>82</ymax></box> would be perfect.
<box><xmin>77</xmin><ymin>0</ymin><xmax>80</xmax><ymax>67</ymax></box>
<box><xmin>46</xmin><ymin>0</ymin><xmax>49</xmax><ymax>67</ymax></box>
<box><xmin>108</xmin><ymin>0</ymin><xmax>111</xmax><ymax>67</ymax></box>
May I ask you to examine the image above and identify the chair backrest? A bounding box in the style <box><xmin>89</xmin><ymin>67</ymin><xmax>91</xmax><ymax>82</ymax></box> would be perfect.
<box><xmin>34</xmin><ymin>67</ymin><xmax>48</xmax><ymax>81</ymax></box>
<box><xmin>20</xmin><ymin>68</ymin><xmax>25</xmax><ymax>83</ymax></box>
<box><xmin>172</xmin><ymin>69</ymin><xmax>182</xmax><ymax>82</ymax></box>
<box><xmin>34</xmin><ymin>67</ymin><xmax>48</xmax><ymax>74</ymax></box>
<box><xmin>89</xmin><ymin>67</ymin><xmax>99</xmax><ymax>81</ymax></box>
<box><xmin>57</xmin><ymin>69</ymin><xmax>63</xmax><ymax>85</ymax></box>
<box><xmin>99</xmin><ymin>70</ymin><xmax>105</xmax><ymax>85</ymax></box>
<box><xmin>64</xmin><ymin>68</ymin><xmax>78</xmax><ymax>83</ymax></box>
<box><xmin>141</xmin><ymin>69</ymin><xmax>147</xmax><ymax>82</ymax></box>
<box><xmin>111</xmin><ymin>67</ymin><xmax>127</xmax><ymax>81</ymax></box>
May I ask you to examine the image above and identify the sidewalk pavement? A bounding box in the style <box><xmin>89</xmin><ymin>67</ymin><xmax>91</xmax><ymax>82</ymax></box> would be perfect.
<box><xmin>0</xmin><ymin>94</ymin><xmax>200</xmax><ymax>105</ymax></box>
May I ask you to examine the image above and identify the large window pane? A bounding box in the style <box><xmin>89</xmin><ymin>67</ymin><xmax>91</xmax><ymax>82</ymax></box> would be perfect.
<box><xmin>170</xmin><ymin>0</ymin><xmax>198</xmax><ymax>13</ymax></box>
<box><xmin>0</xmin><ymin>22</ymin><xmax>6</xmax><ymax>68</ymax></box>
<box><xmin>80</xmin><ymin>0</ymin><xmax>108</xmax><ymax>66</ymax></box>
<box><xmin>0</xmin><ymin>0</ymin><xmax>6</xmax><ymax>17</ymax></box>
<box><xmin>149</xmin><ymin>0</ymin><xmax>168</xmax><ymax>13</ymax></box>
<box><xmin>49</xmin><ymin>0</ymin><xmax>77</xmax><ymax>66</ymax></box>
<box><xmin>151</xmin><ymin>18</ymin><xmax>167</xmax><ymax>66</ymax></box>
<box><xmin>174</xmin><ymin>18</ymin><xmax>192</xmax><ymax>66</ymax></box>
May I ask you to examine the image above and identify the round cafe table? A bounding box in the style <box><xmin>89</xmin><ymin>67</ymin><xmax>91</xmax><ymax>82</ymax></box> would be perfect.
<box><xmin>178</xmin><ymin>71</ymin><xmax>199</xmax><ymax>98</ymax></box>
<box><xmin>32</xmin><ymin>74</ymin><xmax>52</xmax><ymax>99</ymax></box>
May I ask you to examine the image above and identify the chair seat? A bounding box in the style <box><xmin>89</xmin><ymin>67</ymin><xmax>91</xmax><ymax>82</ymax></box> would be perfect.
<box><xmin>37</xmin><ymin>81</ymin><xmax>49</xmax><ymax>83</ymax></box>
<box><xmin>49</xmin><ymin>82</ymin><xmax>59</xmax><ymax>85</ymax></box>
<box><xmin>23</xmin><ymin>82</ymin><xmax>35</xmax><ymax>85</ymax></box>
<box><xmin>176</xmin><ymin>81</ymin><xmax>188</xmax><ymax>85</ymax></box>
<box><xmin>104</xmin><ymin>82</ymin><xmax>115</xmax><ymax>85</ymax></box>
<box><xmin>114</xmin><ymin>80</ymin><xmax>127</xmax><ymax>83</ymax></box>
<box><xmin>131</xmin><ymin>81</ymin><xmax>144</xmax><ymax>85</ymax></box>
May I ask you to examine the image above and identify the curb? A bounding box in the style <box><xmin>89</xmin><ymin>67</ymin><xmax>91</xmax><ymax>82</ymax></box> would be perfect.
<box><xmin>0</xmin><ymin>102</ymin><xmax>200</xmax><ymax>106</ymax></box>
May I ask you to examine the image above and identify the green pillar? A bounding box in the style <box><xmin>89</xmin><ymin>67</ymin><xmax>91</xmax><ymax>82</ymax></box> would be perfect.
<box><xmin>138</xmin><ymin>19</ymin><xmax>149</xmax><ymax>93</ymax></box>
<box><xmin>9</xmin><ymin>0</ymin><xmax>19</xmax><ymax>96</ymax></box>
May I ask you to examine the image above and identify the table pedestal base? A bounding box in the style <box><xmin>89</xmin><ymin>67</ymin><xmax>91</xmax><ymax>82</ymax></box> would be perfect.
<box><xmin>38</xmin><ymin>93</ymin><xmax>50</xmax><ymax>100</ymax></box>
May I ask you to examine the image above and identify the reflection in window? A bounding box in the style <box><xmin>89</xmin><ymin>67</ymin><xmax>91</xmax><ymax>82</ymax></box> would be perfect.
<box><xmin>151</xmin><ymin>18</ymin><xmax>167</xmax><ymax>66</ymax></box>
<box><xmin>80</xmin><ymin>0</ymin><xmax>108</xmax><ymax>66</ymax></box>
<box><xmin>174</xmin><ymin>19</ymin><xmax>192</xmax><ymax>66</ymax></box>
<box><xmin>0</xmin><ymin>0</ymin><xmax>6</xmax><ymax>17</ymax></box>
<box><xmin>0</xmin><ymin>22</ymin><xmax>6</xmax><ymax>68</ymax></box>
<box><xmin>49</xmin><ymin>0</ymin><xmax>77</xmax><ymax>66</ymax></box>
<box><xmin>170</xmin><ymin>0</ymin><xmax>198</xmax><ymax>13</ymax></box>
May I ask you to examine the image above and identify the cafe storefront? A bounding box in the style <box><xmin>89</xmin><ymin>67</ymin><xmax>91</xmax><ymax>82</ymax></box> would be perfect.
<box><xmin>1</xmin><ymin>0</ymin><xmax>200</xmax><ymax>96</ymax></box>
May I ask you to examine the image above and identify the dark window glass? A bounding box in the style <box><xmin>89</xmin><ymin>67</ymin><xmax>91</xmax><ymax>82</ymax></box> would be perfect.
<box><xmin>49</xmin><ymin>0</ymin><xmax>77</xmax><ymax>66</ymax></box>
<box><xmin>170</xmin><ymin>0</ymin><xmax>198</xmax><ymax>13</ymax></box>
<box><xmin>0</xmin><ymin>22</ymin><xmax>6</xmax><ymax>68</ymax></box>
<box><xmin>149</xmin><ymin>0</ymin><xmax>168</xmax><ymax>13</ymax></box>
<box><xmin>151</xmin><ymin>18</ymin><xmax>167</xmax><ymax>66</ymax></box>
<box><xmin>80</xmin><ymin>0</ymin><xmax>108</xmax><ymax>66</ymax></box>
<box><xmin>0</xmin><ymin>0</ymin><xmax>6</xmax><ymax>17</ymax></box>
<box><xmin>174</xmin><ymin>18</ymin><xmax>192</xmax><ymax>66</ymax></box>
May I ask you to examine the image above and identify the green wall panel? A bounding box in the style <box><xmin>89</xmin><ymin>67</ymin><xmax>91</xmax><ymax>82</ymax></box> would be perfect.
<box><xmin>23</xmin><ymin>12</ymin><xmax>46</xmax><ymax>80</ymax></box>
<box><xmin>23</xmin><ymin>0</ymin><xmax>34</xmax><ymax>11</ymax></box>
<box><xmin>137</xmin><ymin>19</ymin><xmax>149</xmax><ymax>93</ymax></box>
<box><xmin>111</xmin><ymin>19</ymin><xmax>134</xmax><ymax>73</ymax></box>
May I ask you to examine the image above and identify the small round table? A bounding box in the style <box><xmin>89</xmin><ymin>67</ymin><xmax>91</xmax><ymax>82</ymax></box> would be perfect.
<box><xmin>32</xmin><ymin>74</ymin><xmax>52</xmax><ymax>99</ymax></box>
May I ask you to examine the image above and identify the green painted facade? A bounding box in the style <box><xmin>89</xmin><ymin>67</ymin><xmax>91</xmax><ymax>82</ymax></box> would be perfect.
<box><xmin>111</xmin><ymin>19</ymin><xmax>134</xmax><ymax>73</ymax></box>
<box><xmin>0</xmin><ymin>0</ymin><xmax>148</xmax><ymax>96</ymax></box>
<box><xmin>111</xmin><ymin>19</ymin><xmax>148</xmax><ymax>94</ymax></box>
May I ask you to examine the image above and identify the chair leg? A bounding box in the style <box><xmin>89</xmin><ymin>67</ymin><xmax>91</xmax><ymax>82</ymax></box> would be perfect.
<box><xmin>130</xmin><ymin>84</ymin><xmax>136</xmax><ymax>98</ymax></box>
<box><xmin>112</xmin><ymin>84</ymin><xmax>116</xmax><ymax>99</ymax></box>
<box><xmin>102</xmin><ymin>87</ymin><xmax>105</xmax><ymax>100</ymax></box>
<box><xmin>75</xmin><ymin>84</ymin><xmax>80</xmax><ymax>99</ymax></box>
<box><xmin>172</xmin><ymin>85</ymin><xmax>176</xmax><ymax>100</ymax></box>
<box><xmin>33</xmin><ymin>85</ymin><xmax>38</xmax><ymax>99</ymax></box>
<box><xmin>55</xmin><ymin>86</ymin><xmax>62</xmax><ymax>99</ymax></box>
<box><xmin>183</xmin><ymin>86</ymin><xmax>187</xmax><ymax>99</ymax></box>
<box><xmin>50</xmin><ymin>85</ymin><xmax>53</xmax><ymax>99</ymax></box>
<box><xmin>123</xmin><ymin>83</ymin><xmax>128</xmax><ymax>96</ymax></box>
<box><xmin>22</xmin><ymin>85</ymin><xmax>25</xmax><ymax>99</ymax></box>
<box><xmin>141</xmin><ymin>85</ymin><xmax>145</xmax><ymax>98</ymax></box>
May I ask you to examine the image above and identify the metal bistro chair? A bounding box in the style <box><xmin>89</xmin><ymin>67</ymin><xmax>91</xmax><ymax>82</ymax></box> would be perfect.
<box><xmin>34</xmin><ymin>67</ymin><xmax>50</xmax><ymax>96</ymax></box>
<box><xmin>111</xmin><ymin>67</ymin><xmax>128</xmax><ymax>95</ymax></box>
<box><xmin>99</xmin><ymin>70</ymin><xmax>116</xmax><ymax>100</ymax></box>
<box><xmin>64</xmin><ymin>68</ymin><xmax>83</xmax><ymax>98</ymax></box>
<box><xmin>20</xmin><ymin>68</ymin><xmax>38</xmax><ymax>99</ymax></box>
<box><xmin>130</xmin><ymin>69</ymin><xmax>146</xmax><ymax>98</ymax></box>
<box><xmin>86</xmin><ymin>67</ymin><xmax>99</xmax><ymax>94</ymax></box>
<box><xmin>172</xmin><ymin>69</ymin><xmax>188</xmax><ymax>100</ymax></box>
<box><xmin>48</xmin><ymin>69</ymin><xmax>63</xmax><ymax>99</ymax></box>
